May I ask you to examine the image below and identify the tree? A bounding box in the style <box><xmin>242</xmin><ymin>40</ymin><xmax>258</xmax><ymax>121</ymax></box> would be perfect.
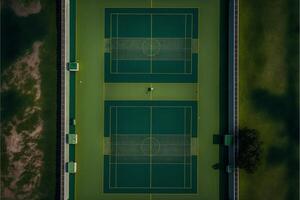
<box><xmin>237</xmin><ymin>127</ymin><xmax>263</xmax><ymax>173</ymax></box>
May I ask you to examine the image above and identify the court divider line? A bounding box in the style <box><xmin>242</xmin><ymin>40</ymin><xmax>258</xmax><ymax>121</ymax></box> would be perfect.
<box><xmin>150</xmin><ymin>14</ymin><xmax>153</xmax><ymax>74</ymax></box>
<box><xmin>110</xmin><ymin>13</ymin><xmax>112</xmax><ymax>74</ymax></box>
<box><xmin>110</xmin><ymin>13</ymin><xmax>193</xmax><ymax>16</ymax></box>
<box><xmin>108</xmin><ymin>106</ymin><xmax>112</xmax><ymax>188</ymax></box>
<box><xmin>115</xmin><ymin>108</ymin><xmax>118</xmax><ymax>187</ymax></box>
<box><xmin>190</xmin><ymin>107</ymin><xmax>193</xmax><ymax>187</ymax></box>
<box><xmin>184</xmin><ymin>15</ymin><xmax>187</xmax><ymax>74</ymax></box>
<box><xmin>150</xmin><ymin>106</ymin><xmax>153</xmax><ymax>189</ymax></box>
<box><xmin>184</xmin><ymin>108</ymin><xmax>186</xmax><ymax>187</ymax></box>
<box><xmin>116</xmin><ymin>14</ymin><xmax>119</xmax><ymax>73</ymax></box>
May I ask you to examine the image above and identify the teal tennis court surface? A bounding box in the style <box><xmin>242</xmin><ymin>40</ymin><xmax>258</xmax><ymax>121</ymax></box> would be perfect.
<box><xmin>104</xmin><ymin>101</ymin><xmax>197</xmax><ymax>193</ymax></box>
<box><xmin>104</xmin><ymin>8</ymin><xmax>198</xmax><ymax>82</ymax></box>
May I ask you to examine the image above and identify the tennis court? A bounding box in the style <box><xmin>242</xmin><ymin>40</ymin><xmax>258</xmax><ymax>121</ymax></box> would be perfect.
<box><xmin>104</xmin><ymin>101</ymin><xmax>197</xmax><ymax>193</ymax></box>
<box><xmin>104</xmin><ymin>8</ymin><xmax>198</xmax><ymax>82</ymax></box>
<box><xmin>71</xmin><ymin>0</ymin><xmax>229</xmax><ymax>199</ymax></box>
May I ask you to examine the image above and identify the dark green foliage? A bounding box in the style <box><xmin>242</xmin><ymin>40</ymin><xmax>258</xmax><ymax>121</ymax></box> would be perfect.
<box><xmin>238</xmin><ymin>127</ymin><xmax>263</xmax><ymax>173</ymax></box>
<box><xmin>0</xmin><ymin>90</ymin><xmax>33</xmax><ymax>122</ymax></box>
<box><xmin>1</xmin><ymin>5</ymin><xmax>47</xmax><ymax>72</ymax></box>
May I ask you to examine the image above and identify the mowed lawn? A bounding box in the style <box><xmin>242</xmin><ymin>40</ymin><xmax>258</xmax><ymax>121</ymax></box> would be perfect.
<box><xmin>239</xmin><ymin>0</ymin><xmax>299</xmax><ymax>200</ymax></box>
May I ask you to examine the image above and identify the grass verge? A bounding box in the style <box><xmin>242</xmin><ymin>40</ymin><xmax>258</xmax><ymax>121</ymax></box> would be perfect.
<box><xmin>239</xmin><ymin>0</ymin><xmax>299</xmax><ymax>199</ymax></box>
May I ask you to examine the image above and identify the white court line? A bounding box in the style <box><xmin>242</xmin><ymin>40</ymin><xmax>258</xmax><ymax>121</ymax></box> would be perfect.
<box><xmin>110</xmin><ymin>37</ymin><xmax>193</xmax><ymax>39</ymax></box>
<box><xmin>115</xmin><ymin>108</ymin><xmax>118</xmax><ymax>187</ymax></box>
<box><xmin>184</xmin><ymin>107</ymin><xmax>186</xmax><ymax>187</ymax></box>
<box><xmin>184</xmin><ymin>15</ymin><xmax>187</xmax><ymax>74</ymax></box>
<box><xmin>110</xmin><ymin>186</ymin><xmax>193</xmax><ymax>189</ymax></box>
<box><xmin>110</xmin><ymin>72</ymin><xmax>193</xmax><ymax>75</ymax></box>
<box><xmin>108</xmin><ymin>106</ymin><xmax>112</xmax><ymax>188</ymax></box>
<box><xmin>150</xmin><ymin>107</ymin><xmax>152</xmax><ymax>188</ymax></box>
<box><xmin>109</xmin><ymin>154</ymin><xmax>190</xmax><ymax>156</ymax></box>
<box><xmin>110</xmin><ymin>105</ymin><xmax>193</xmax><ymax>108</ymax></box>
<box><xmin>111</xmin><ymin>13</ymin><xmax>193</xmax><ymax>16</ymax></box>
<box><xmin>111</xmin><ymin>144</ymin><xmax>191</xmax><ymax>146</ymax></box>
<box><xmin>109</xmin><ymin>13</ymin><xmax>112</xmax><ymax>74</ymax></box>
<box><xmin>116</xmin><ymin>14</ymin><xmax>119</xmax><ymax>73</ymax></box>
<box><xmin>150</xmin><ymin>14</ymin><xmax>153</xmax><ymax>74</ymax></box>
<box><xmin>109</xmin><ymin>163</ymin><xmax>192</xmax><ymax>165</ymax></box>
<box><xmin>190</xmin><ymin>107</ymin><xmax>193</xmax><ymax>187</ymax></box>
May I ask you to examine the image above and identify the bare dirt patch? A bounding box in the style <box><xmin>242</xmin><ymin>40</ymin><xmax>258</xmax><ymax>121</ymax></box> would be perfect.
<box><xmin>1</xmin><ymin>41</ymin><xmax>45</xmax><ymax>199</ymax></box>
<box><xmin>1</xmin><ymin>41</ymin><xmax>43</xmax><ymax>101</ymax></box>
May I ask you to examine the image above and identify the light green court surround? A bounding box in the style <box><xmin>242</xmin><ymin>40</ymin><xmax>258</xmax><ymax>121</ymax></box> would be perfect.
<box><xmin>74</xmin><ymin>0</ymin><xmax>227</xmax><ymax>199</ymax></box>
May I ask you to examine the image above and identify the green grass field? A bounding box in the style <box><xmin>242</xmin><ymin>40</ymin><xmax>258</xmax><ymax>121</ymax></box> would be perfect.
<box><xmin>239</xmin><ymin>0</ymin><xmax>299</xmax><ymax>199</ymax></box>
<box><xmin>74</xmin><ymin>0</ymin><xmax>227</xmax><ymax>199</ymax></box>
